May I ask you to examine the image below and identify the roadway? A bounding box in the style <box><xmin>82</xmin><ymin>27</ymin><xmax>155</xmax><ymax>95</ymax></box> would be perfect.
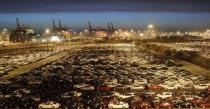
<box><xmin>2</xmin><ymin>51</ymin><xmax>69</xmax><ymax>80</ymax></box>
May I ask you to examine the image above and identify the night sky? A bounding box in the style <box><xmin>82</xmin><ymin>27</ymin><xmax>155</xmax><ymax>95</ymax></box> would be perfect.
<box><xmin>0</xmin><ymin>0</ymin><xmax>210</xmax><ymax>32</ymax></box>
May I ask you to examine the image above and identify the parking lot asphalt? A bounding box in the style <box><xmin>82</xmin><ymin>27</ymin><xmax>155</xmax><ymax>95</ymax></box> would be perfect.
<box><xmin>0</xmin><ymin>43</ymin><xmax>209</xmax><ymax>109</ymax></box>
<box><xmin>3</xmin><ymin>43</ymin><xmax>209</xmax><ymax>80</ymax></box>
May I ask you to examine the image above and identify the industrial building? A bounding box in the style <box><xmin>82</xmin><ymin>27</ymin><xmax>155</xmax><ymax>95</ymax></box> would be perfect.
<box><xmin>10</xmin><ymin>17</ymin><xmax>36</xmax><ymax>43</ymax></box>
<box><xmin>88</xmin><ymin>21</ymin><xmax>115</xmax><ymax>38</ymax></box>
<box><xmin>0</xmin><ymin>29</ymin><xmax>10</xmax><ymax>42</ymax></box>
<box><xmin>44</xmin><ymin>19</ymin><xmax>74</xmax><ymax>41</ymax></box>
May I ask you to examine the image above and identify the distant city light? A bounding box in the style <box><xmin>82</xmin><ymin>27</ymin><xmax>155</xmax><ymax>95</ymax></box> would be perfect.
<box><xmin>130</xmin><ymin>29</ymin><xmax>134</xmax><ymax>32</ymax></box>
<box><xmin>139</xmin><ymin>33</ymin><xmax>144</xmax><ymax>37</ymax></box>
<box><xmin>148</xmin><ymin>24</ymin><xmax>154</xmax><ymax>29</ymax></box>
<box><xmin>84</xmin><ymin>29</ymin><xmax>88</xmax><ymax>32</ymax></box>
<box><xmin>177</xmin><ymin>31</ymin><xmax>181</xmax><ymax>34</ymax></box>
<box><xmin>42</xmin><ymin>39</ymin><xmax>47</xmax><ymax>42</ymax></box>
<box><xmin>45</xmin><ymin>29</ymin><xmax>50</xmax><ymax>34</ymax></box>
<box><xmin>50</xmin><ymin>36</ymin><xmax>61</xmax><ymax>42</ymax></box>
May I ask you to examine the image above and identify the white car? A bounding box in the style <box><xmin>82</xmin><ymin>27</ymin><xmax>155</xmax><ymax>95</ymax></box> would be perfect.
<box><xmin>165</xmin><ymin>80</ymin><xmax>178</xmax><ymax>85</ymax></box>
<box><xmin>134</xmin><ymin>79</ymin><xmax>147</xmax><ymax>85</ymax></box>
<box><xmin>106</xmin><ymin>83</ymin><xmax>121</xmax><ymax>88</ymax></box>
<box><xmin>38</xmin><ymin>101</ymin><xmax>60</xmax><ymax>109</ymax></box>
<box><xmin>176</xmin><ymin>84</ymin><xmax>193</xmax><ymax>89</ymax></box>
<box><xmin>178</xmin><ymin>78</ymin><xmax>193</xmax><ymax>85</ymax></box>
<box><xmin>164</xmin><ymin>85</ymin><xmax>178</xmax><ymax>90</ymax></box>
<box><xmin>74</xmin><ymin>83</ymin><xmax>88</xmax><ymax>89</ymax></box>
<box><xmin>114</xmin><ymin>85</ymin><xmax>130</xmax><ymax>91</ymax></box>
<box><xmin>0</xmin><ymin>94</ymin><xmax>4</xmax><ymax>99</ymax></box>
<box><xmin>108</xmin><ymin>101</ymin><xmax>129</xmax><ymax>109</ymax></box>
<box><xmin>114</xmin><ymin>92</ymin><xmax>134</xmax><ymax>99</ymax></box>
<box><xmin>80</xmin><ymin>85</ymin><xmax>95</xmax><ymax>91</ymax></box>
<box><xmin>62</xmin><ymin>91</ymin><xmax>82</xmax><ymax>98</ymax></box>
<box><xmin>184</xmin><ymin>95</ymin><xmax>202</xmax><ymax>101</ymax></box>
<box><xmin>156</xmin><ymin>92</ymin><xmax>172</xmax><ymax>99</ymax></box>
<box><xmin>159</xmin><ymin>83</ymin><xmax>178</xmax><ymax>90</ymax></box>
<box><xmin>194</xmin><ymin>84</ymin><xmax>209</xmax><ymax>90</ymax></box>
<box><xmin>130</xmin><ymin>85</ymin><xmax>145</xmax><ymax>90</ymax></box>
<box><xmin>5</xmin><ymin>92</ymin><xmax>22</xmax><ymax>98</ymax></box>
<box><xmin>104</xmin><ymin>79</ymin><xmax>118</xmax><ymax>84</ymax></box>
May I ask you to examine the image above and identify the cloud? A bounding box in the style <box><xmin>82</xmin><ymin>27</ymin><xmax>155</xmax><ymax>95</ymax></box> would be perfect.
<box><xmin>0</xmin><ymin>0</ymin><xmax>210</xmax><ymax>13</ymax></box>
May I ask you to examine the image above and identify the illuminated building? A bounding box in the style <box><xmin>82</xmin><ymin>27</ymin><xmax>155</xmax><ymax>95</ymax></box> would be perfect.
<box><xmin>46</xmin><ymin>19</ymin><xmax>74</xmax><ymax>41</ymax></box>
<box><xmin>10</xmin><ymin>17</ymin><xmax>36</xmax><ymax>43</ymax></box>
<box><xmin>88</xmin><ymin>21</ymin><xmax>115</xmax><ymax>38</ymax></box>
<box><xmin>144</xmin><ymin>24</ymin><xmax>160</xmax><ymax>39</ymax></box>
<box><xmin>112</xmin><ymin>28</ymin><xmax>136</xmax><ymax>40</ymax></box>
<box><xmin>0</xmin><ymin>29</ymin><xmax>10</xmax><ymax>42</ymax></box>
<box><xmin>203</xmin><ymin>29</ymin><xmax>210</xmax><ymax>39</ymax></box>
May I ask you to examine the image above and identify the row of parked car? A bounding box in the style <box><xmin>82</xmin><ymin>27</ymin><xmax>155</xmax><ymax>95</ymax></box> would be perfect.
<box><xmin>153</xmin><ymin>42</ymin><xmax>210</xmax><ymax>59</ymax></box>
<box><xmin>0</xmin><ymin>47</ymin><xmax>65</xmax><ymax>77</ymax></box>
<box><xmin>0</xmin><ymin>44</ymin><xmax>209</xmax><ymax>108</ymax></box>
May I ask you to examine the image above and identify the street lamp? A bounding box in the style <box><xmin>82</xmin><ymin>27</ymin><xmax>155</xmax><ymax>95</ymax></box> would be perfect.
<box><xmin>130</xmin><ymin>29</ymin><xmax>134</xmax><ymax>33</ymax></box>
<box><xmin>139</xmin><ymin>33</ymin><xmax>144</xmax><ymax>37</ymax></box>
<box><xmin>147</xmin><ymin>24</ymin><xmax>154</xmax><ymax>62</ymax></box>
<box><xmin>3</xmin><ymin>29</ymin><xmax>7</xmax><ymax>31</ymax></box>
<box><xmin>148</xmin><ymin>24</ymin><xmax>154</xmax><ymax>29</ymax></box>
<box><xmin>45</xmin><ymin>29</ymin><xmax>50</xmax><ymax>34</ymax></box>
<box><xmin>84</xmin><ymin>29</ymin><xmax>88</xmax><ymax>32</ymax></box>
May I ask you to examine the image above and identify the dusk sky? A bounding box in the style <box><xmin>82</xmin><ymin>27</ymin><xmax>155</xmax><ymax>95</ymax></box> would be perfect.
<box><xmin>0</xmin><ymin>0</ymin><xmax>210</xmax><ymax>32</ymax></box>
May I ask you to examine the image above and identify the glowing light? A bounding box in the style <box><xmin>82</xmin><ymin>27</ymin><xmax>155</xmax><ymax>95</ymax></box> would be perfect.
<box><xmin>130</xmin><ymin>29</ymin><xmax>134</xmax><ymax>32</ymax></box>
<box><xmin>42</xmin><ymin>39</ymin><xmax>47</xmax><ymax>42</ymax></box>
<box><xmin>45</xmin><ymin>29</ymin><xmax>50</xmax><ymax>34</ymax></box>
<box><xmin>148</xmin><ymin>24</ymin><xmax>154</xmax><ymax>29</ymax></box>
<box><xmin>50</xmin><ymin>36</ymin><xmax>61</xmax><ymax>42</ymax></box>
<box><xmin>176</xmin><ymin>31</ymin><xmax>181</xmax><ymax>35</ymax></box>
<box><xmin>140</xmin><ymin>33</ymin><xmax>144</xmax><ymax>37</ymax></box>
<box><xmin>84</xmin><ymin>29</ymin><xmax>88</xmax><ymax>32</ymax></box>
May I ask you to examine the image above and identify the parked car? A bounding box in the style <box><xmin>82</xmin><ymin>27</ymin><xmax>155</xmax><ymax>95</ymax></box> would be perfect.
<box><xmin>114</xmin><ymin>92</ymin><xmax>134</xmax><ymax>99</ymax></box>
<box><xmin>194</xmin><ymin>84</ymin><xmax>209</xmax><ymax>90</ymax></box>
<box><xmin>130</xmin><ymin>85</ymin><xmax>145</xmax><ymax>90</ymax></box>
<box><xmin>38</xmin><ymin>101</ymin><xmax>60</xmax><ymax>109</ymax></box>
<box><xmin>156</xmin><ymin>102</ymin><xmax>174</xmax><ymax>108</ymax></box>
<box><xmin>200</xmin><ymin>103</ymin><xmax>210</xmax><ymax>108</ymax></box>
<box><xmin>108</xmin><ymin>101</ymin><xmax>129</xmax><ymax>109</ymax></box>
<box><xmin>97</xmin><ymin>85</ymin><xmax>113</xmax><ymax>91</ymax></box>
<box><xmin>156</xmin><ymin>92</ymin><xmax>173</xmax><ymax>99</ymax></box>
